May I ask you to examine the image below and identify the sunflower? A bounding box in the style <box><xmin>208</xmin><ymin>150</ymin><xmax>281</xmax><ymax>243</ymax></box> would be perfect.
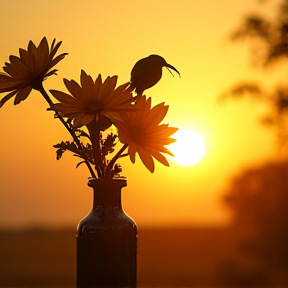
<box><xmin>115</xmin><ymin>96</ymin><xmax>178</xmax><ymax>173</ymax></box>
<box><xmin>0</xmin><ymin>37</ymin><xmax>67</xmax><ymax>108</ymax></box>
<box><xmin>49</xmin><ymin>70</ymin><xmax>135</xmax><ymax>128</ymax></box>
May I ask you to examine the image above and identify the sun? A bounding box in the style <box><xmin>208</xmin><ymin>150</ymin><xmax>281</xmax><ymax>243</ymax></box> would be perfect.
<box><xmin>169</xmin><ymin>129</ymin><xmax>205</xmax><ymax>166</ymax></box>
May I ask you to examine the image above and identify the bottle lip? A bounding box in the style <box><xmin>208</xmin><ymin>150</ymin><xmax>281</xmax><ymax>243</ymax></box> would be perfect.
<box><xmin>88</xmin><ymin>177</ymin><xmax>127</xmax><ymax>188</ymax></box>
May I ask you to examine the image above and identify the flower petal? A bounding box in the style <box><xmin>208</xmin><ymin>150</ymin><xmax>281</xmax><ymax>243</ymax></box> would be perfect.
<box><xmin>64</xmin><ymin>79</ymin><xmax>86</xmax><ymax>102</ymax></box>
<box><xmin>36</xmin><ymin>37</ymin><xmax>49</xmax><ymax>70</ymax></box>
<box><xmin>50</xmin><ymin>103</ymin><xmax>83</xmax><ymax>116</ymax></box>
<box><xmin>80</xmin><ymin>70</ymin><xmax>94</xmax><ymax>100</ymax></box>
<box><xmin>128</xmin><ymin>141</ymin><xmax>137</xmax><ymax>164</ymax></box>
<box><xmin>98</xmin><ymin>75</ymin><xmax>117</xmax><ymax>101</ymax></box>
<box><xmin>148</xmin><ymin>148</ymin><xmax>170</xmax><ymax>167</ymax></box>
<box><xmin>0</xmin><ymin>73</ymin><xmax>22</xmax><ymax>92</ymax></box>
<box><xmin>50</xmin><ymin>90</ymin><xmax>79</xmax><ymax>105</ymax></box>
<box><xmin>14</xmin><ymin>85</ymin><xmax>32</xmax><ymax>105</ymax></box>
<box><xmin>0</xmin><ymin>90</ymin><xmax>17</xmax><ymax>108</ymax></box>
<box><xmin>137</xmin><ymin>145</ymin><xmax>155</xmax><ymax>173</ymax></box>
<box><xmin>73</xmin><ymin>113</ymin><xmax>95</xmax><ymax>128</ymax></box>
<box><xmin>8</xmin><ymin>56</ymin><xmax>30</xmax><ymax>77</ymax></box>
<box><xmin>146</xmin><ymin>102</ymin><xmax>168</xmax><ymax>127</ymax></box>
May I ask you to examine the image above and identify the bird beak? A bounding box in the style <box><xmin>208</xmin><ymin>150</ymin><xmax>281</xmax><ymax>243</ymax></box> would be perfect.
<box><xmin>165</xmin><ymin>63</ymin><xmax>181</xmax><ymax>77</ymax></box>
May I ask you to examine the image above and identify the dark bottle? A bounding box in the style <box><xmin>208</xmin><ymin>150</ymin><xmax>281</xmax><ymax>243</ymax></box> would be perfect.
<box><xmin>76</xmin><ymin>178</ymin><xmax>137</xmax><ymax>288</ymax></box>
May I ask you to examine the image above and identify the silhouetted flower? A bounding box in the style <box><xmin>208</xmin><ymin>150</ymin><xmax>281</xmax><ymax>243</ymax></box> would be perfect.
<box><xmin>50</xmin><ymin>70</ymin><xmax>135</xmax><ymax>128</ymax></box>
<box><xmin>0</xmin><ymin>37</ymin><xmax>67</xmax><ymax>108</ymax></box>
<box><xmin>115</xmin><ymin>96</ymin><xmax>178</xmax><ymax>173</ymax></box>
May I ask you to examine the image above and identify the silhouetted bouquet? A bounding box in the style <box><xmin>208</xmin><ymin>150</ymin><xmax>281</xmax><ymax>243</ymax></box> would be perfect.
<box><xmin>0</xmin><ymin>37</ymin><xmax>178</xmax><ymax>179</ymax></box>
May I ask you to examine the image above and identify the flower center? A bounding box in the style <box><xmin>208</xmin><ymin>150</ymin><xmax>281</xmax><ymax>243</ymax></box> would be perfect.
<box><xmin>129</xmin><ymin>126</ymin><xmax>146</xmax><ymax>143</ymax></box>
<box><xmin>30</xmin><ymin>72</ymin><xmax>46</xmax><ymax>91</ymax></box>
<box><xmin>86</xmin><ymin>101</ymin><xmax>102</xmax><ymax>114</ymax></box>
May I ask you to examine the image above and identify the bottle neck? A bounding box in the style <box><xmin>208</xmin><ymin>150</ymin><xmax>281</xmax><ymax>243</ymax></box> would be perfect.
<box><xmin>88</xmin><ymin>178</ymin><xmax>127</xmax><ymax>210</ymax></box>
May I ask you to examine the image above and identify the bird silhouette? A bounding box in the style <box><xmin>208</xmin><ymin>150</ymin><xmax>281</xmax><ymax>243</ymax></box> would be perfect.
<box><xmin>130</xmin><ymin>55</ymin><xmax>180</xmax><ymax>96</ymax></box>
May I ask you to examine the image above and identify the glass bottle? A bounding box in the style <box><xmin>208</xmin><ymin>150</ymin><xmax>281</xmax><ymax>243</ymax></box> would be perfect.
<box><xmin>76</xmin><ymin>178</ymin><xmax>137</xmax><ymax>288</ymax></box>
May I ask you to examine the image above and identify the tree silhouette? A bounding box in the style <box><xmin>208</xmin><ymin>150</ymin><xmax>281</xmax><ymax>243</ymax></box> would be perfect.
<box><xmin>230</xmin><ymin>1</ymin><xmax>288</xmax><ymax>67</ymax></box>
<box><xmin>218</xmin><ymin>2</ymin><xmax>288</xmax><ymax>285</ymax></box>
<box><xmin>222</xmin><ymin>160</ymin><xmax>288</xmax><ymax>285</ymax></box>
<box><xmin>221</xmin><ymin>0</ymin><xmax>288</xmax><ymax>146</ymax></box>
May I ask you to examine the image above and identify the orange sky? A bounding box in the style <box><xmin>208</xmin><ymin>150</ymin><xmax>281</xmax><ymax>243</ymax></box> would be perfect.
<box><xmin>0</xmin><ymin>0</ymin><xmax>284</xmax><ymax>228</ymax></box>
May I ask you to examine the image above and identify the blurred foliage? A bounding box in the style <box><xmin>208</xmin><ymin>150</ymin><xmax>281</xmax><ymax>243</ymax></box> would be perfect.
<box><xmin>222</xmin><ymin>160</ymin><xmax>288</xmax><ymax>285</ymax></box>
<box><xmin>230</xmin><ymin>2</ymin><xmax>288</xmax><ymax>67</ymax></box>
<box><xmin>221</xmin><ymin>0</ymin><xmax>288</xmax><ymax>147</ymax></box>
<box><xmin>219</xmin><ymin>1</ymin><xmax>288</xmax><ymax>285</ymax></box>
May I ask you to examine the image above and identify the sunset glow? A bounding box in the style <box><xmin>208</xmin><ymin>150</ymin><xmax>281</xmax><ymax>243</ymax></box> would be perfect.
<box><xmin>169</xmin><ymin>129</ymin><xmax>205</xmax><ymax>166</ymax></box>
<box><xmin>0</xmin><ymin>0</ymin><xmax>279</xmax><ymax>229</ymax></box>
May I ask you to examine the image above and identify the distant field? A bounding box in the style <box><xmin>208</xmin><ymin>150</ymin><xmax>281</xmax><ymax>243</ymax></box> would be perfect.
<box><xmin>0</xmin><ymin>227</ymin><xmax>241</xmax><ymax>287</ymax></box>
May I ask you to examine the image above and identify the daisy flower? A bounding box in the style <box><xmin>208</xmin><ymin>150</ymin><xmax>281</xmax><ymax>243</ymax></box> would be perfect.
<box><xmin>115</xmin><ymin>96</ymin><xmax>178</xmax><ymax>173</ymax></box>
<box><xmin>0</xmin><ymin>37</ymin><xmax>67</xmax><ymax>107</ymax></box>
<box><xmin>50</xmin><ymin>70</ymin><xmax>135</xmax><ymax>128</ymax></box>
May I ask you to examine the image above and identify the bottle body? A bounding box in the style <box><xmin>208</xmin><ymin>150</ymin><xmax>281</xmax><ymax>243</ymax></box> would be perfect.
<box><xmin>76</xmin><ymin>178</ymin><xmax>137</xmax><ymax>288</ymax></box>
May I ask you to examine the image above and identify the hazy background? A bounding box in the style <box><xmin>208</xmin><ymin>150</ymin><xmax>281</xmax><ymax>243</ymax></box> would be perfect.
<box><xmin>0</xmin><ymin>0</ymin><xmax>282</xmax><ymax>228</ymax></box>
<box><xmin>1</xmin><ymin>0</ymin><xmax>288</xmax><ymax>287</ymax></box>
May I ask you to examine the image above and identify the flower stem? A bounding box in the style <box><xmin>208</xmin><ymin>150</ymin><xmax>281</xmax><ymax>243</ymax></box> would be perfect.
<box><xmin>106</xmin><ymin>143</ymin><xmax>128</xmax><ymax>178</ymax></box>
<box><xmin>38</xmin><ymin>84</ymin><xmax>96</xmax><ymax>179</ymax></box>
<box><xmin>86</xmin><ymin>118</ymin><xmax>103</xmax><ymax>178</ymax></box>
